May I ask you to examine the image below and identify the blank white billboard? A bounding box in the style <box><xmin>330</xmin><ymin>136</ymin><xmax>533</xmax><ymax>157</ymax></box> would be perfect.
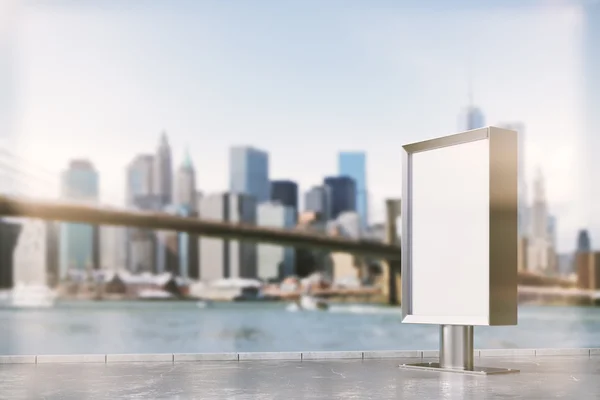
<box><xmin>401</xmin><ymin>127</ymin><xmax>518</xmax><ymax>326</ymax></box>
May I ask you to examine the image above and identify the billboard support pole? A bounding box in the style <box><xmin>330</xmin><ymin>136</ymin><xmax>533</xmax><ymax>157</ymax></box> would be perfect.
<box><xmin>439</xmin><ymin>325</ymin><xmax>474</xmax><ymax>370</ymax></box>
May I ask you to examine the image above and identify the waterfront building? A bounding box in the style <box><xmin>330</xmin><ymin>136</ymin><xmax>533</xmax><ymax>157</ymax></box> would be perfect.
<box><xmin>153</xmin><ymin>131</ymin><xmax>173</xmax><ymax>207</ymax></box>
<box><xmin>257</xmin><ymin>202</ymin><xmax>296</xmax><ymax>281</ymax></box>
<box><xmin>304</xmin><ymin>185</ymin><xmax>330</xmax><ymax>221</ymax></box>
<box><xmin>198</xmin><ymin>193</ymin><xmax>257</xmax><ymax>281</ymax></box>
<box><xmin>229</xmin><ymin>146</ymin><xmax>269</xmax><ymax>202</ymax></box>
<box><xmin>338</xmin><ymin>152</ymin><xmax>368</xmax><ymax>227</ymax></box>
<box><xmin>0</xmin><ymin>219</ymin><xmax>22</xmax><ymax>289</ymax></box>
<box><xmin>323</xmin><ymin>176</ymin><xmax>357</xmax><ymax>220</ymax></box>
<box><xmin>12</xmin><ymin>219</ymin><xmax>59</xmax><ymax>287</ymax></box>
<box><xmin>59</xmin><ymin>159</ymin><xmax>100</xmax><ymax>279</ymax></box>
<box><xmin>128</xmin><ymin>227</ymin><xmax>155</xmax><ymax>273</ymax></box>
<box><xmin>100</xmin><ymin>225</ymin><xmax>127</xmax><ymax>272</ymax></box>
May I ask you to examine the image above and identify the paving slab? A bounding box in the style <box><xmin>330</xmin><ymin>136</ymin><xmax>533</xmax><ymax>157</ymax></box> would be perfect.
<box><xmin>1</xmin><ymin>353</ymin><xmax>599</xmax><ymax>399</ymax></box>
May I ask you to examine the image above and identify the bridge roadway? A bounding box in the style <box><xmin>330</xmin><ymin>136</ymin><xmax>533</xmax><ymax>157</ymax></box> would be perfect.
<box><xmin>0</xmin><ymin>195</ymin><xmax>401</xmax><ymax>260</ymax></box>
<box><xmin>1</xmin><ymin>349</ymin><xmax>598</xmax><ymax>399</ymax></box>
<box><xmin>0</xmin><ymin>195</ymin><xmax>573</xmax><ymax>289</ymax></box>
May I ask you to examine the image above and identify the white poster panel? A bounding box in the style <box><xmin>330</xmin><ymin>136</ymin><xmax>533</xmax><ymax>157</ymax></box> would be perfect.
<box><xmin>401</xmin><ymin>127</ymin><xmax>518</xmax><ymax>326</ymax></box>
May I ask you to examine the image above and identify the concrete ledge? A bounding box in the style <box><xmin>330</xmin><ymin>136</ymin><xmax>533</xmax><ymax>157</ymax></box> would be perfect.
<box><xmin>174</xmin><ymin>353</ymin><xmax>237</xmax><ymax>362</ymax></box>
<box><xmin>239</xmin><ymin>352</ymin><xmax>301</xmax><ymax>361</ymax></box>
<box><xmin>0</xmin><ymin>355</ymin><xmax>36</xmax><ymax>364</ymax></box>
<box><xmin>302</xmin><ymin>351</ymin><xmax>363</xmax><ymax>360</ymax></box>
<box><xmin>479</xmin><ymin>349</ymin><xmax>536</xmax><ymax>357</ymax></box>
<box><xmin>1</xmin><ymin>349</ymin><xmax>600</xmax><ymax>365</ymax></box>
<box><xmin>590</xmin><ymin>348</ymin><xmax>600</xmax><ymax>356</ymax></box>
<box><xmin>106</xmin><ymin>354</ymin><xmax>174</xmax><ymax>363</ymax></box>
<box><xmin>421</xmin><ymin>350</ymin><xmax>439</xmax><ymax>358</ymax></box>
<box><xmin>363</xmin><ymin>350</ymin><xmax>421</xmax><ymax>359</ymax></box>
<box><xmin>37</xmin><ymin>354</ymin><xmax>106</xmax><ymax>364</ymax></box>
<box><xmin>535</xmin><ymin>348</ymin><xmax>591</xmax><ymax>357</ymax></box>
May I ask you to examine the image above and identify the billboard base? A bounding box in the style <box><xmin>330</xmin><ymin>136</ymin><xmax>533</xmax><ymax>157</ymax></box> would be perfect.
<box><xmin>399</xmin><ymin>362</ymin><xmax>519</xmax><ymax>375</ymax></box>
<box><xmin>399</xmin><ymin>325</ymin><xmax>520</xmax><ymax>376</ymax></box>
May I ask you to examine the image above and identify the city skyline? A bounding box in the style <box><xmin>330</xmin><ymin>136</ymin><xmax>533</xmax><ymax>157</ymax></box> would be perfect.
<box><xmin>1</xmin><ymin>0</ymin><xmax>593</xmax><ymax>252</ymax></box>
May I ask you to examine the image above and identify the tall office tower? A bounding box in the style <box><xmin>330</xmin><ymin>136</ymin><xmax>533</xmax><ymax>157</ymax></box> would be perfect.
<box><xmin>547</xmin><ymin>215</ymin><xmax>558</xmax><ymax>274</ymax></box>
<box><xmin>59</xmin><ymin>160</ymin><xmax>99</xmax><ymax>278</ymax></box>
<box><xmin>198</xmin><ymin>193</ymin><xmax>257</xmax><ymax>281</ymax></box>
<box><xmin>324</xmin><ymin>176</ymin><xmax>357</xmax><ymax>220</ymax></box>
<box><xmin>100</xmin><ymin>225</ymin><xmax>127</xmax><ymax>271</ymax></box>
<box><xmin>270</xmin><ymin>180</ymin><xmax>298</xmax><ymax>212</ymax></box>
<box><xmin>459</xmin><ymin>106</ymin><xmax>486</xmax><ymax>131</ymax></box>
<box><xmin>176</xmin><ymin>205</ymin><xmax>198</xmax><ymax>280</ymax></box>
<box><xmin>175</xmin><ymin>149</ymin><xmax>197</xmax><ymax>211</ymax></box>
<box><xmin>257</xmin><ymin>202</ymin><xmax>296</xmax><ymax>281</ymax></box>
<box><xmin>126</xmin><ymin>154</ymin><xmax>158</xmax><ymax>273</ymax></box>
<box><xmin>0</xmin><ymin>220</ymin><xmax>21</xmax><ymax>289</ymax></box>
<box><xmin>585</xmin><ymin>4</ymin><xmax>600</xmax><ymax>244</ymax></box>
<box><xmin>153</xmin><ymin>131</ymin><xmax>173</xmax><ymax>207</ymax></box>
<box><xmin>126</xmin><ymin>154</ymin><xmax>154</xmax><ymax>208</ymax></box>
<box><xmin>577</xmin><ymin>229</ymin><xmax>592</xmax><ymax>252</ymax></box>
<box><xmin>338</xmin><ymin>152</ymin><xmax>368</xmax><ymax>227</ymax></box>
<box><xmin>527</xmin><ymin>168</ymin><xmax>551</xmax><ymax>274</ymax></box>
<box><xmin>155</xmin><ymin>230</ymin><xmax>179</xmax><ymax>275</ymax></box>
<box><xmin>229</xmin><ymin>146</ymin><xmax>270</xmax><ymax>202</ymax></box>
<box><xmin>304</xmin><ymin>185</ymin><xmax>330</xmax><ymax>221</ymax></box>
<box><xmin>156</xmin><ymin>204</ymin><xmax>181</xmax><ymax>276</ymax></box>
<box><xmin>498</xmin><ymin>122</ymin><xmax>528</xmax><ymax>237</ymax></box>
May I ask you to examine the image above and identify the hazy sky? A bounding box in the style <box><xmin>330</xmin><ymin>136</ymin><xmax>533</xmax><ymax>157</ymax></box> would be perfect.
<box><xmin>1</xmin><ymin>0</ymin><xmax>595</xmax><ymax>252</ymax></box>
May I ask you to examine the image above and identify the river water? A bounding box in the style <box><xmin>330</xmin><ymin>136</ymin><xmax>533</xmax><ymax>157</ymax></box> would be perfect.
<box><xmin>1</xmin><ymin>301</ymin><xmax>599</xmax><ymax>355</ymax></box>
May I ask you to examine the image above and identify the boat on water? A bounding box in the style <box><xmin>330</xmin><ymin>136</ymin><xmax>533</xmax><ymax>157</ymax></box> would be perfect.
<box><xmin>297</xmin><ymin>294</ymin><xmax>329</xmax><ymax>311</ymax></box>
<box><xmin>3</xmin><ymin>284</ymin><xmax>57</xmax><ymax>309</ymax></box>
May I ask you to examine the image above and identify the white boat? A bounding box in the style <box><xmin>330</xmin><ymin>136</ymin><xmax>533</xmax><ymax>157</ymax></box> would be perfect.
<box><xmin>296</xmin><ymin>294</ymin><xmax>329</xmax><ymax>311</ymax></box>
<box><xmin>7</xmin><ymin>284</ymin><xmax>57</xmax><ymax>309</ymax></box>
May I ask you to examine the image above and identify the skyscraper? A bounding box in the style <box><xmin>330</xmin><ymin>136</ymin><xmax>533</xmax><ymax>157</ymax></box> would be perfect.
<box><xmin>577</xmin><ymin>229</ymin><xmax>591</xmax><ymax>253</ymax></box>
<box><xmin>229</xmin><ymin>146</ymin><xmax>269</xmax><ymax>202</ymax></box>
<box><xmin>270</xmin><ymin>180</ymin><xmax>298</xmax><ymax>212</ymax></box>
<box><xmin>257</xmin><ymin>202</ymin><xmax>296</xmax><ymax>281</ymax></box>
<box><xmin>59</xmin><ymin>160</ymin><xmax>99</xmax><ymax>278</ymax></box>
<box><xmin>498</xmin><ymin>122</ymin><xmax>527</xmax><ymax>237</ymax></box>
<box><xmin>153</xmin><ymin>131</ymin><xmax>173</xmax><ymax>207</ymax></box>
<box><xmin>198</xmin><ymin>193</ymin><xmax>257</xmax><ymax>281</ymax></box>
<box><xmin>304</xmin><ymin>185</ymin><xmax>330</xmax><ymax>221</ymax></box>
<box><xmin>338</xmin><ymin>152</ymin><xmax>368</xmax><ymax>227</ymax></box>
<box><xmin>126</xmin><ymin>154</ymin><xmax>154</xmax><ymax>208</ymax></box>
<box><xmin>125</xmin><ymin>154</ymin><xmax>158</xmax><ymax>273</ymax></box>
<box><xmin>527</xmin><ymin>168</ymin><xmax>551</xmax><ymax>274</ymax></box>
<box><xmin>323</xmin><ymin>176</ymin><xmax>357</xmax><ymax>220</ymax></box>
<box><xmin>175</xmin><ymin>149</ymin><xmax>197</xmax><ymax>211</ymax></box>
<box><xmin>459</xmin><ymin>106</ymin><xmax>486</xmax><ymax>131</ymax></box>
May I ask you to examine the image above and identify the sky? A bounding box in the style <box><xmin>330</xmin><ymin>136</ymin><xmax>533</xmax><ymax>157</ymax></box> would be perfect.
<box><xmin>0</xmin><ymin>0</ymin><xmax>596</xmax><ymax>252</ymax></box>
